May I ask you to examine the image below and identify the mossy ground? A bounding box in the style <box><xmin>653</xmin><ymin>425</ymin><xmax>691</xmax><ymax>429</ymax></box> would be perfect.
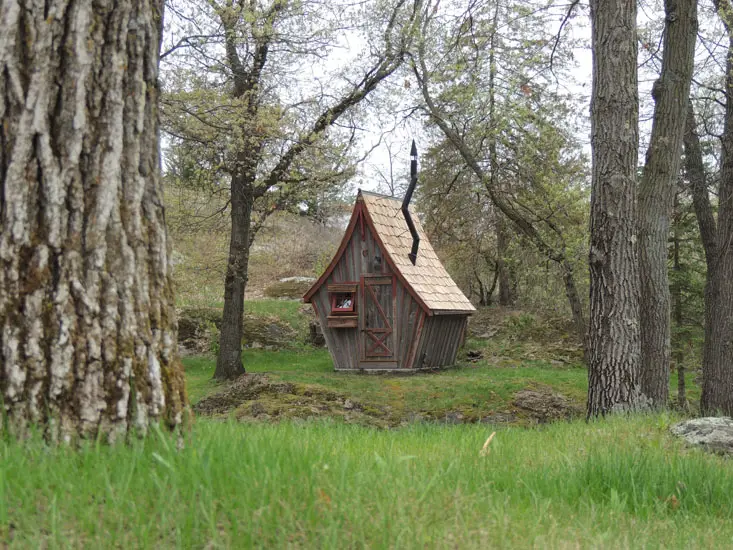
<box><xmin>185</xmin><ymin>353</ymin><xmax>588</xmax><ymax>426</ymax></box>
<box><xmin>185</xmin><ymin>304</ymin><xmax>700</xmax><ymax>426</ymax></box>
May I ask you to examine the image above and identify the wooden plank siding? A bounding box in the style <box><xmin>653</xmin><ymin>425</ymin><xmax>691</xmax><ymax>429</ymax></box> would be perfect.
<box><xmin>412</xmin><ymin>315</ymin><xmax>469</xmax><ymax>369</ymax></box>
<box><xmin>314</xmin><ymin>218</ymin><xmax>426</xmax><ymax>370</ymax></box>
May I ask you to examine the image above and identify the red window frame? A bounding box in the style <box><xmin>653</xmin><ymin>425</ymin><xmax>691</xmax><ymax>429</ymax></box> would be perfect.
<box><xmin>330</xmin><ymin>292</ymin><xmax>356</xmax><ymax>314</ymax></box>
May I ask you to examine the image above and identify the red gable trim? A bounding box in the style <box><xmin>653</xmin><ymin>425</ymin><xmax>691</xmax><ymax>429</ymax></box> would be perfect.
<box><xmin>303</xmin><ymin>199</ymin><xmax>365</xmax><ymax>303</ymax></box>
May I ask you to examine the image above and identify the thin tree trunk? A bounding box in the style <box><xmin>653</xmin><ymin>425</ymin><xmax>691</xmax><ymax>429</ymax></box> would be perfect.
<box><xmin>214</xmin><ymin>176</ymin><xmax>254</xmax><ymax>379</ymax></box>
<box><xmin>587</xmin><ymin>0</ymin><xmax>643</xmax><ymax>416</ymax></box>
<box><xmin>487</xmin><ymin>1</ymin><xmax>514</xmax><ymax>309</ymax></box>
<box><xmin>476</xmin><ymin>270</ymin><xmax>487</xmax><ymax>306</ymax></box>
<box><xmin>0</xmin><ymin>0</ymin><xmax>186</xmax><ymax>441</ymax></box>
<box><xmin>561</xmin><ymin>259</ymin><xmax>588</xmax><ymax>354</ymax></box>
<box><xmin>496</xmin><ymin>216</ymin><xmax>513</xmax><ymax>306</ymax></box>
<box><xmin>671</xmin><ymin>203</ymin><xmax>687</xmax><ymax>409</ymax></box>
<box><xmin>684</xmin><ymin>102</ymin><xmax>717</xmax><ymax>269</ymax></box>
<box><xmin>486</xmin><ymin>261</ymin><xmax>500</xmax><ymax>306</ymax></box>
<box><xmin>637</xmin><ymin>0</ymin><xmax>697</xmax><ymax>409</ymax></box>
<box><xmin>684</xmin><ymin>101</ymin><xmax>720</xmax><ymax>412</ymax></box>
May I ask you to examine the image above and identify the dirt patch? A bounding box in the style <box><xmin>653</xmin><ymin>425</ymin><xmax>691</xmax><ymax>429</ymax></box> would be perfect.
<box><xmin>512</xmin><ymin>386</ymin><xmax>583</xmax><ymax>423</ymax></box>
<box><xmin>193</xmin><ymin>374</ymin><xmax>394</xmax><ymax>427</ymax></box>
<box><xmin>193</xmin><ymin>375</ymin><xmax>583</xmax><ymax>427</ymax></box>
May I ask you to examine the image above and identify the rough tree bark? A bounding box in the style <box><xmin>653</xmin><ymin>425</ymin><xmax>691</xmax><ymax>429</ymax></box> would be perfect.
<box><xmin>637</xmin><ymin>0</ymin><xmax>697</xmax><ymax>408</ymax></box>
<box><xmin>587</xmin><ymin>0</ymin><xmax>644</xmax><ymax>416</ymax></box>
<box><xmin>0</xmin><ymin>0</ymin><xmax>186</xmax><ymax>441</ymax></box>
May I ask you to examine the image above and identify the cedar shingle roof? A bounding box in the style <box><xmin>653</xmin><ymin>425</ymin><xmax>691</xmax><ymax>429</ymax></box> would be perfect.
<box><xmin>360</xmin><ymin>191</ymin><xmax>475</xmax><ymax>314</ymax></box>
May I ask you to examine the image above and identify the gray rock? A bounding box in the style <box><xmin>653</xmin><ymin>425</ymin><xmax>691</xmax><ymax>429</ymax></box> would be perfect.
<box><xmin>279</xmin><ymin>276</ymin><xmax>316</xmax><ymax>283</ymax></box>
<box><xmin>480</xmin><ymin>412</ymin><xmax>516</xmax><ymax>424</ymax></box>
<box><xmin>670</xmin><ymin>417</ymin><xmax>733</xmax><ymax>454</ymax></box>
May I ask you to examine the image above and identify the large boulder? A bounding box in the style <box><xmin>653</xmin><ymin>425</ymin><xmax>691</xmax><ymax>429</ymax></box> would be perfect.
<box><xmin>242</xmin><ymin>314</ymin><xmax>297</xmax><ymax>348</ymax></box>
<box><xmin>670</xmin><ymin>417</ymin><xmax>733</xmax><ymax>454</ymax></box>
<box><xmin>512</xmin><ymin>388</ymin><xmax>582</xmax><ymax>423</ymax></box>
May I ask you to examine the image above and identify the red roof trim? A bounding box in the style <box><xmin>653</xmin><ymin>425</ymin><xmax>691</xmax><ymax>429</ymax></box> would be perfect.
<box><xmin>303</xmin><ymin>200</ymin><xmax>365</xmax><ymax>303</ymax></box>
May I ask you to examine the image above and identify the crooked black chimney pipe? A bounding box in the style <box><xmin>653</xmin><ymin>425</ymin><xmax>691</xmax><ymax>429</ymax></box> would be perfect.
<box><xmin>402</xmin><ymin>140</ymin><xmax>420</xmax><ymax>265</ymax></box>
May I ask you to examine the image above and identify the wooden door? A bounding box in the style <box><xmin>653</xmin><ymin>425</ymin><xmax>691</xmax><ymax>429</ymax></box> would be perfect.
<box><xmin>361</xmin><ymin>276</ymin><xmax>395</xmax><ymax>363</ymax></box>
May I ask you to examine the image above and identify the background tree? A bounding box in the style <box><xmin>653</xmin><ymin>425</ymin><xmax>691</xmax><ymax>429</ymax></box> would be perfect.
<box><xmin>681</xmin><ymin>0</ymin><xmax>733</xmax><ymax>413</ymax></box>
<box><xmin>161</xmin><ymin>0</ymin><xmax>423</xmax><ymax>379</ymax></box>
<box><xmin>0</xmin><ymin>0</ymin><xmax>186</xmax><ymax>440</ymax></box>
<box><xmin>669</xmin><ymin>188</ymin><xmax>707</xmax><ymax>409</ymax></box>
<box><xmin>412</xmin><ymin>0</ymin><xmax>590</xmax><ymax>344</ymax></box>
<box><xmin>637</xmin><ymin>0</ymin><xmax>697</xmax><ymax>408</ymax></box>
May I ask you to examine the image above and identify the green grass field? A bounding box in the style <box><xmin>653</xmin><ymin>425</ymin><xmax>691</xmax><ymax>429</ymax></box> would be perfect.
<box><xmin>1</xmin><ymin>301</ymin><xmax>712</xmax><ymax>548</ymax></box>
<box><xmin>3</xmin><ymin>416</ymin><xmax>733</xmax><ymax>548</ymax></box>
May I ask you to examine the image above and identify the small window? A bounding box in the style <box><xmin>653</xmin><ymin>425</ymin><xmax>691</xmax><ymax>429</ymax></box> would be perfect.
<box><xmin>327</xmin><ymin>283</ymin><xmax>358</xmax><ymax>316</ymax></box>
<box><xmin>331</xmin><ymin>292</ymin><xmax>355</xmax><ymax>314</ymax></box>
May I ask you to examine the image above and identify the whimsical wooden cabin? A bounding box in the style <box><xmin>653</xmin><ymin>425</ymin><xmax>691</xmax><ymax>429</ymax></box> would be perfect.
<box><xmin>303</xmin><ymin>182</ymin><xmax>475</xmax><ymax>371</ymax></box>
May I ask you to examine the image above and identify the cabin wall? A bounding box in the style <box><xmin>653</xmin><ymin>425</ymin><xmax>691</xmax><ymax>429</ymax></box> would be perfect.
<box><xmin>395</xmin><ymin>283</ymin><xmax>423</xmax><ymax>368</ymax></box>
<box><xmin>312</xmin><ymin>213</ymin><xmax>427</xmax><ymax>370</ymax></box>
<box><xmin>412</xmin><ymin>315</ymin><xmax>469</xmax><ymax>369</ymax></box>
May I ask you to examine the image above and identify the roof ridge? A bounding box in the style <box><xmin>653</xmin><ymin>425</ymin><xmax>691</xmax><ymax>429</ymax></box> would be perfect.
<box><xmin>359</xmin><ymin>189</ymin><xmax>404</xmax><ymax>201</ymax></box>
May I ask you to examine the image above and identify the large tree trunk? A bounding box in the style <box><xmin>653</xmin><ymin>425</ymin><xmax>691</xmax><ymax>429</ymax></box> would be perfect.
<box><xmin>587</xmin><ymin>0</ymin><xmax>644</xmax><ymax>417</ymax></box>
<box><xmin>637</xmin><ymin>0</ymin><xmax>697</xmax><ymax>408</ymax></box>
<box><xmin>0</xmin><ymin>0</ymin><xmax>186</xmax><ymax>441</ymax></box>
<box><xmin>700</xmin><ymin>15</ymin><xmax>733</xmax><ymax>414</ymax></box>
<box><xmin>214</xmin><ymin>176</ymin><xmax>253</xmax><ymax>380</ymax></box>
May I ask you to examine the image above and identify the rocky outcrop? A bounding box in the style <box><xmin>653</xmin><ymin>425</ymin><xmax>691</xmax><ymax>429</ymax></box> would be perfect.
<box><xmin>177</xmin><ymin>307</ymin><xmax>298</xmax><ymax>355</ymax></box>
<box><xmin>670</xmin><ymin>417</ymin><xmax>733</xmax><ymax>454</ymax></box>
<box><xmin>512</xmin><ymin>388</ymin><xmax>582</xmax><ymax>423</ymax></box>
